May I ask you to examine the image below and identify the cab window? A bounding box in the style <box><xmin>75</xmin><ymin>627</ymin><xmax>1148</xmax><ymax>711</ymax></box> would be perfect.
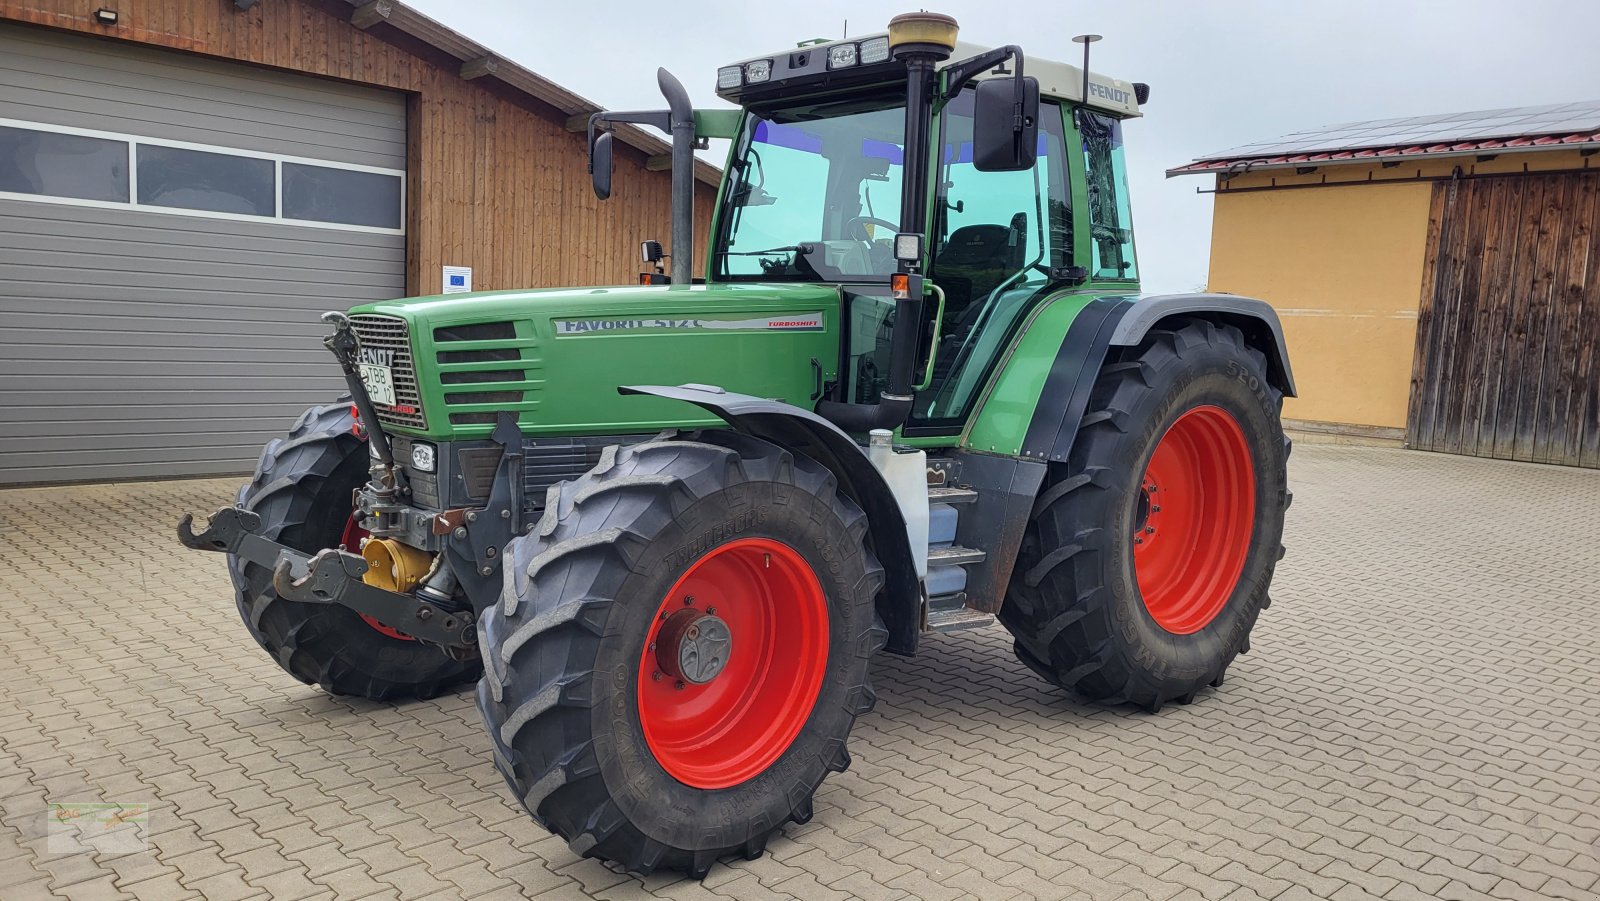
<box><xmin>1079</xmin><ymin>109</ymin><xmax>1138</xmax><ymax>280</ymax></box>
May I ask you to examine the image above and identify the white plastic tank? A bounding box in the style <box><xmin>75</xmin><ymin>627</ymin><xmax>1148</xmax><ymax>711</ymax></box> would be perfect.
<box><xmin>867</xmin><ymin>429</ymin><xmax>930</xmax><ymax>578</ymax></box>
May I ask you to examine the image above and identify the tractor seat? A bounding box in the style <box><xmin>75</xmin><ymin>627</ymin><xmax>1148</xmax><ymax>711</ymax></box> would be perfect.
<box><xmin>934</xmin><ymin>223</ymin><xmax>1025</xmax><ymax>324</ymax></box>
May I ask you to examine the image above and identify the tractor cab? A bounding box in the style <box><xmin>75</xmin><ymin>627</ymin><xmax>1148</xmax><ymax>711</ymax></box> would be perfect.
<box><xmin>591</xmin><ymin>12</ymin><xmax>1148</xmax><ymax>438</ymax></box>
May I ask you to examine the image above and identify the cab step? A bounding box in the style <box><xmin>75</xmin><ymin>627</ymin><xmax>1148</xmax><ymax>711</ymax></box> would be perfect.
<box><xmin>928</xmin><ymin>486</ymin><xmax>979</xmax><ymax>505</ymax></box>
<box><xmin>927</xmin><ymin>545</ymin><xmax>986</xmax><ymax>566</ymax></box>
<box><xmin>926</xmin><ymin>592</ymin><xmax>995</xmax><ymax>632</ymax></box>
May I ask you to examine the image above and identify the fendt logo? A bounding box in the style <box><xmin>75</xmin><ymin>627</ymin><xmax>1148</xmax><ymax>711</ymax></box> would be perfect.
<box><xmin>357</xmin><ymin>347</ymin><xmax>395</xmax><ymax>367</ymax></box>
<box><xmin>1087</xmin><ymin>81</ymin><xmax>1132</xmax><ymax>105</ymax></box>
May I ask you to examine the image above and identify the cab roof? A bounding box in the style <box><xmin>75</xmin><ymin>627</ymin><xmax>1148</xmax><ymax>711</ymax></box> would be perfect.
<box><xmin>717</xmin><ymin>33</ymin><xmax>1141</xmax><ymax>118</ymax></box>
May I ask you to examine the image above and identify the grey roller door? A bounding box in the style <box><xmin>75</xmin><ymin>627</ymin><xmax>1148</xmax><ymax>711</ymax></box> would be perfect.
<box><xmin>0</xmin><ymin>25</ymin><xmax>406</xmax><ymax>485</ymax></box>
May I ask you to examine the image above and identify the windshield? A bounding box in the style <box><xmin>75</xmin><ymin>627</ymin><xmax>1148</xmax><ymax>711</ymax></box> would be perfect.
<box><xmin>714</xmin><ymin>93</ymin><xmax>906</xmax><ymax>282</ymax></box>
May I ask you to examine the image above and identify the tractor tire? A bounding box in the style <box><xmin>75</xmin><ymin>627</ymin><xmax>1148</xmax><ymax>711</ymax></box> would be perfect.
<box><xmin>477</xmin><ymin>430</ymin><xmax>885</xmax><ymax>878</ymax></box>
<box><xmin>228</xmin><ymin>400</ymin><xmax>481</xmax><ymax>700</ymax></box>
<box><xmin>1000</xmin><ymin>318</ymin><xmax>1290</xmax><ymax>712</ymax></box>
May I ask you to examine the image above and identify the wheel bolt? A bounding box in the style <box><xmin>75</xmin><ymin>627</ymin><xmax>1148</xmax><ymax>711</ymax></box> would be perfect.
<box><xmin>684</xmin><ymin>595</ymin><xmax>694</xmax><ymax>606</ymax></box>
<box><xmin>674</xmin><ymin>680</ymin><xmax>685</xmax><ymax>690</ymax></box>
<box><xmin>706</xmin><ymin>607</ymin><xmax>717</xmax><ymax>615</ymax></box>
<box><xmin>648</xmin><ymin>641</ymin><xmax>656</xmax><ymax>651</ymax></box>
<box><xmin>652</xmin><ymin>670</ymin><xmax>662</xmax><ymax>681</ymax></box>
<box><xmin>1134</xmin><ymin>536</ymin><xmax>1143</xmax><ymax>544</ymax></box>
<box><xmin>1152</xmin><ymin>505</ymin><xmax>1162</xmax><ymax>513</ymax></box>
<box><xmin>1144</xmin><ymin>527</ymin><xmax>1155</xmax><ymax>534</ymax></box>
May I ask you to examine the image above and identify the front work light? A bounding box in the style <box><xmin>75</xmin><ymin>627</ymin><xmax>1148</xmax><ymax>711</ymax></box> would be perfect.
<box><xmin>859</xmin><ymin>36</ymin><xmax>890</xmax><ymax>64</ymax></box>
<box><xmin>893</xmin><ymin>232</ymin><xmax>924</xmax><ymax>263</ymax></box>
<box><xmin>717</xmin><ymin>66</ymin><xmax>742</xmax><ymax>90</ymax></box>
<box><xmin>827</xmin><ymin>43</ymin><xmax>859</xmax><ymax>69</ymax></box>
<box><xmin>410</xmin><ymin>441</ymin><xmax>437</xmax><ymax>473</ymax></box>
<box><xmin>744</xmin><ymin>59</ymin><xmax>773</xmax><ymax>83</ymax></box>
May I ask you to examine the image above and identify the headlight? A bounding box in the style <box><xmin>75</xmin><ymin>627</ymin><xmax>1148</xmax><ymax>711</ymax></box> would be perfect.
<box><xmin>859</xmin><ymin>36</ymin><xmax>891</xmax><ymax>64</ymax></box>
<box><xmin>410</xmin><ymin>441</ymin><xmax>437</xmax><ymax>473</ymax></box>
<box><xmin>744</xmin><ymin>59</ymin><xmax>773</xmax><ymax>84</ymax></box>
<box><xmin>716</xmin><ymin>65</ymin><xmax>742</xmax><ymax>90</ymax></box>
<box><xmin>827</xmin><ymin>43</ymin><xmax>859</xmax><ymax>69</ymax></box>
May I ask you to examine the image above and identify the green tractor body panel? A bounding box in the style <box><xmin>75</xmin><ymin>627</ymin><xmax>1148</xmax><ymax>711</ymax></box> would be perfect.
<box><xmin>953</xmin><ymin>290</ymin><xmax>1126</xmax><ymax>455</ymax></box>
<box><xmin>351</xmin><ymin>283</ymin><xmax>842</xmax><ymax>441</ymax></box>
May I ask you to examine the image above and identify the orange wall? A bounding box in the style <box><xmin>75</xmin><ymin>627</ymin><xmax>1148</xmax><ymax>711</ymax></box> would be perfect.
<box><xmin>1205</xmin><ymin>150</ymin><xmax>1596</xmax><ymax>430</ymax></box>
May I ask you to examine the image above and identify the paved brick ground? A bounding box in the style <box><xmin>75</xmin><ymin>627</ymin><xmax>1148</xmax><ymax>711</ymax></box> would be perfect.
<box><xmin>1</xmin><ymin>444</ymin><xmax>1598</xmax><ymax>900</ymax></box>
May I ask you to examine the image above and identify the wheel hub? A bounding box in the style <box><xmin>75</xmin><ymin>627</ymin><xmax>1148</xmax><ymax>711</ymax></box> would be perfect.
<box><xmin>655</xmin><ymin>608</ymin><xmax>732</xmax><ymax>685</ymax></box>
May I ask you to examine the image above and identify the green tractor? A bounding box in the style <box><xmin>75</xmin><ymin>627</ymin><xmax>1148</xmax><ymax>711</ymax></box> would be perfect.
<box><xmin>181</xmin><ymin>12</ymin><xmax>1293</xmax><ymax>878</ymax></box>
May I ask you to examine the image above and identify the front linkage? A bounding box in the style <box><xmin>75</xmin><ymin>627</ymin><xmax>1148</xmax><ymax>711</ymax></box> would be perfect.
<box><xmin>178</xmin><ymin>313</ymin><xmax>517</xmax><ymax>651</ymax></box>
<box><xmin>178</xmin><ymin>507</ymin><xmax>474</xmax><ymax>646</ymax></box>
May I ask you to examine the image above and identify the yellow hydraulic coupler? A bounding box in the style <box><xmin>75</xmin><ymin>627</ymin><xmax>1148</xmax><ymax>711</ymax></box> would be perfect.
<box><xmin>360</xmin><ymin>538</ymin><xmax>433</xmax><ymax>593</ymax></box>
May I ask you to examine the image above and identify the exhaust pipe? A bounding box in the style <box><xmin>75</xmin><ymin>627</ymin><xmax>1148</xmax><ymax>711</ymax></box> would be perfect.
<box><xmin>658</xmin><ymin>69</ymin><xmax>694</xmax><ymax>287</ymax></box>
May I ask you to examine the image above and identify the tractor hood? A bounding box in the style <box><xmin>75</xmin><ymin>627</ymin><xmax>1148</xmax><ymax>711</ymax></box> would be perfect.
<box><xmin>346</xmin><ymin>282</ymin><xmax>843</xmax><ymax>441</ymax></box>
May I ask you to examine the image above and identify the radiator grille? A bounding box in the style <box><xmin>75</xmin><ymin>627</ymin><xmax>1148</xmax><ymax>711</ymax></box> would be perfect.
<box><xmin>434</xmin><ymin>322</ymin><xmax>528</xmax><ymax>427</ymax></box>
<box><xmin>349</xmin><ymin>314</ymin><xmax>426</xmax><ymax>429</ymax></box>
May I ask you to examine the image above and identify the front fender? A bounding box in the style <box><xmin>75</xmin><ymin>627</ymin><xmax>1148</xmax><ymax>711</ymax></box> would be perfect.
<box><xmin>620</xmin><ymin>384</ymin><xmax>922</xmax><ymax>656</ymax></box>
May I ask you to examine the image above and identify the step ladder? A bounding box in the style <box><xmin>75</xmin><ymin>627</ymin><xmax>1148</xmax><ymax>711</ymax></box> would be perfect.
<box><xmin>923</xmin><ymin>486</ymin><xmax>996</xmax><ymax>632</ymax></box>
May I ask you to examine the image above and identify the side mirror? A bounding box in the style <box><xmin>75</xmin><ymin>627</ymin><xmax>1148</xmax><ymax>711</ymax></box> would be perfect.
<box><xmin>972</xmin><ymin>76</ymin><xmax>1040</xmax><ymax>172</ymax></box>
<box><xmin>590</xmin><ymin>130</ymin><xmax>614</xmax><ymax>200</ymax></box>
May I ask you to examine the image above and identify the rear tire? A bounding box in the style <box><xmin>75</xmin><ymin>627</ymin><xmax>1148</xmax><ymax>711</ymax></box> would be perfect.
<box><xmin>229</xmin><ymin>401</ymin><xmax>481</xmax><ymax>700</ymax></box>
<box><xmin>476</xmin><ymin>430</ymin><xmax>885</xmax><ymax>877</ymax></box>
<box><xmin>999</xmin><ymin>319</ymin><xmax>1290</xmax><ymax>711</ymax></box>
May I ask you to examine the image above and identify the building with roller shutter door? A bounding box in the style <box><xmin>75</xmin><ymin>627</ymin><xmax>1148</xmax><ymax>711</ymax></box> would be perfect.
<box><xmin>0</xmin><ymin>0</ymin><xmax>717</xmax><ymax>485</ymax></box>
<box><xmin>1171</xmin><ymin>100</ymin><xmax>1600</xmax><ymax>469</ymax></box>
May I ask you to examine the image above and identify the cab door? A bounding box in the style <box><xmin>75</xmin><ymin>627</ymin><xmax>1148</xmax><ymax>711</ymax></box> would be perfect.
<box><xmin>907</xmin><ymin>89</ymin><xmax>1072</xmax><ymax>436</ymax></box>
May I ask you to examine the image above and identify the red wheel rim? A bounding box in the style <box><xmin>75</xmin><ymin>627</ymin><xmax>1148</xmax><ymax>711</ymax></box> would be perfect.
<box><xmin>637</xmin><ymin>537</ymin><xmax>829</xmax><ymax>789</ymax></box>
<box><xmin>341</xmin><ymin>513</ymin><xmax>415</xmax><ymax>642</ymax></box>
<box><xmin>1134</xmin><ymin>405</ymin><xmax>1256</xmax><ymax>635</ymax></box>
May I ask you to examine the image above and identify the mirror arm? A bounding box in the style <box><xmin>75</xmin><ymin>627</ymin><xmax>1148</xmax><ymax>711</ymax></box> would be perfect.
<box><xmin>943</xmin><ymin>44</ymin><xmax>1026</xmax><ymax>112</ymax></box>
<box><xmin>586</xmin><ymin>109</ymin><xmax>672</xmax><ymax>171</ymax></box>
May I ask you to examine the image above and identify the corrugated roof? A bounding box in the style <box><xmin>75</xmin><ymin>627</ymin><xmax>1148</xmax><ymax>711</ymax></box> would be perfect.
<box><xmin>337</xmin><ymin>0</ymin><xmax>721</xmax><ymax>187</ymax></box>
<box><xmin>1169</xmin><ymin>99</ymin><xmax>1600</xmax><ymax>176</ymax></box>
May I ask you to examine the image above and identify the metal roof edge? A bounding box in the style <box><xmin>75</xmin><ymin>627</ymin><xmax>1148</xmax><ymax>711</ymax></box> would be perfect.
<box><xmin>337</xmin><ymin>0</ymin><xmax>721</xmax><ymax>188</ymax></box>
<box><xmin>1167</xmin><ymin>137</ymin><xmax>1600</xmax><ymax>178</ymax></box>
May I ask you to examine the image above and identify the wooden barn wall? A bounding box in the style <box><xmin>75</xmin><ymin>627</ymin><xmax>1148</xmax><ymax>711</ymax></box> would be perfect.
<box><xmin>0</xmin><ymin>0</ymin><xmax>716</xmax><ymax>296</ymax></box>
<box><xmin>1407</xmin><ymin>171</ymin><xmax>1600</xmax><ymax>468</ymax></box>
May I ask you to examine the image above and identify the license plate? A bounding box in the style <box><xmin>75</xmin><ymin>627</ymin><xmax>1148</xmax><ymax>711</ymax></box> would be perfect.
<box><xmin>359</xmin><ymin>363</ymin><xmax>397</xmax><ymax>406</ymax></box>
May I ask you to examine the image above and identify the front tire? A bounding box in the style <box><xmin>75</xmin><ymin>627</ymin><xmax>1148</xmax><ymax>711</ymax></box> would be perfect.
<box><xmin>229</xmin><ymin>401</ymin><xmax>481</xmax><ymax>700</ymax></box>
<box><xmin>476</xmin><ymin>431</ymin><xmax>885</xmax><ymax>877</ymax></box>
<box><xmin>1000</xmin><ymin>319</ymin><xmax>1290</xmax><ymax>711</ymax></box>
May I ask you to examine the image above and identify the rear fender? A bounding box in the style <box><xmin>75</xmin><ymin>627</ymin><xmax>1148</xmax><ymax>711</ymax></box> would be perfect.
<box><xmin>975</xmin><ymin>293</ymin><xmax>1294</xmax><ymax>617</ymax></box>
<box><xmin>1020</xmin><ymin>293</ymin><xmax>1295</xmax><ymax>463</ymax></box>
<box><xmin>1108</xmin><ymin>293</ymin><xmax>1296</xmax><ymax>397</ymax></box>
<box><xmin>620</xmin><ymin>384</ymin><xmax>922</xmax><ymax>656</ymax></box>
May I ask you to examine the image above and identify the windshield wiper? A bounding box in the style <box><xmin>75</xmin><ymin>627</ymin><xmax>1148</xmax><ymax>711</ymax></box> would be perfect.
<box><xmin>716</xmin><ymin>243</ymin><xmax>814</xmax><ymax>257</ymax></box>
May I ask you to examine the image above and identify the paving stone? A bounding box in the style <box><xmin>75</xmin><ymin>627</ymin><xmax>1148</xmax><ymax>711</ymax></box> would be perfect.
<box><xmin>1</xmin><ymin>445</ymin><xmax>1596</xmax><ymax>899</ymax></box>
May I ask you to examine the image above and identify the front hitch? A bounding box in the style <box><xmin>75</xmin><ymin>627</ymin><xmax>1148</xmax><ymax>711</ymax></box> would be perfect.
<box><xmin>178</xmin><ymin>506</ymin><xmax>475</xmax><ymax>648</ymax></box>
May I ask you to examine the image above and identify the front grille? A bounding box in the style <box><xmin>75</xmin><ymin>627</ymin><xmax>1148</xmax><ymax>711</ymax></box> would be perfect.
<box><xmin>433</xmin><ymin>322</ymin><xmax>531</xmax><ymax>427</ymax></box>
<box><xmin>350</xmin><ymin>314</ymin><xmax>427</xmax><ymax>429</ymax></box>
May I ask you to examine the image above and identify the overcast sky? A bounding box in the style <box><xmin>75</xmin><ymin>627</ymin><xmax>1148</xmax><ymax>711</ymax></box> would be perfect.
<box><xmin>405</xmin><ymin>0</ymin><xmax>1600</xmax><ymax>293</ymax></box>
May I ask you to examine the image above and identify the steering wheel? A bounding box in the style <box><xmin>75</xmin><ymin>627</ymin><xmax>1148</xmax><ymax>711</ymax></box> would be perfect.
<box><xmin>844</xmin><ymin>216</ymin><xmax>900</xmax><ymax>243</ymax></box>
